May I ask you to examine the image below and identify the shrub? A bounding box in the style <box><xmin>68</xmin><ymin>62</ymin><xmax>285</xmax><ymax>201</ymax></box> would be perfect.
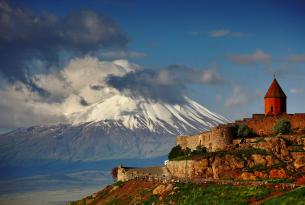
<box><xmin>184</xmin><ymin>147</ymin><xmax>191</xmax><ymax>157</ymax></box>
<box><xmin>194</xmin><ymin>145</ymin><xmax>207</xmax><ymax>155</ymax></box>
<box><xmin>191</xmin><ymin>145</ymin><xmax>207</xmax><ymax>155</ymax></box>
<box><xmin>113</xmin><ymin>180</ymin><xmax>125</xmax><ymax>187</ymax></box>
<box><xmin>274</xmin><ymin>119</ymin><xmax>292</xmax><ymax>134</ymax></box>
<box><xmin>237</xmin><ymin>125</ymin><xmax>253</xmax><ymax>138</ymax></box>
<box><xmin>168</xmin><ymin>145</ymin><xmax>184</xmax><ymax>160</ymax></box>
<box><xmin>112</xmin><ymin>167</ymin><xmax>118</xmax><ymax>180</ymax></box>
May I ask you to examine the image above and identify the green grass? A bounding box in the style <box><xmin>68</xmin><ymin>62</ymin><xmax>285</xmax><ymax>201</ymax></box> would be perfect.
<box><xmin>251</xmin><ymin>137</ymin><xmax>266</xmax><ymax>143</ymax></box>
<box><xmin>162</xmin><ymin>183</ymin><xmax>272</xmax><ymax>205</ymax></box>
<box><xmin>171</xmin><ymin>147</ymin><xmax>270</xmax><ymax>161</ymax></box>
<box><xmin>143</xmin><ymin>195</ymin><xmax>159</xmax><ymax>205</ymax></box>
<box><xmin>243</xmin><ymin>162</ymin><xmax>286</xmax><ymax>172</ymax></box>
<box><xmin>113</xmin><ymin>180</ymin><xmax>125</xmax><ymax>187</ymax></box>
<box><xmin>289</xmin><ymin>149</ymin><xmax>305</xmax><ymax>152</ymax></box>
<box><xmin>263</xmin><ymin>187</ymin><xmax>305</xmax><ymax>205</ymax></box>
<box><xmin>265</xmin><ymin>178</ymin><xmax>292</xmax><ymax>183</ymax></box>
<box><xmin>243</xmin><ymin>164</ymin><xmax>269</xmax><ymax>172</ymax></box>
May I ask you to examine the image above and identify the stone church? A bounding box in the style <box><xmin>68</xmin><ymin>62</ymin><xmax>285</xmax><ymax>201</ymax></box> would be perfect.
<box><xmin>177</xmin><ymin>78</ymin><xmax>305</xmax><ymax>151</ymax></box>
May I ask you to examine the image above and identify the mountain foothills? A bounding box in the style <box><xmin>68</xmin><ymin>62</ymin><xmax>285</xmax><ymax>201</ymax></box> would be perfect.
<box><xmin>0</xmin><ymin>94</ymin><xmax>227</xmax><ymax>163</ymax></box>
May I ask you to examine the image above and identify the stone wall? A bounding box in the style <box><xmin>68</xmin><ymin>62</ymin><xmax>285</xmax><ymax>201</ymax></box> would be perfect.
<box><xmin>176</xmin><ymin>125</ymin><xmax>235</xmax><ymax>151</ymax></box>
<box><xmin>117</xmin><ymin>165</ymin><xmax>170</xmax><ymax>182</ymax></box>
<box><xmin>236</xmin><ymin>113</ymin><xmax>305</xmax><ymax>135</ymax></box>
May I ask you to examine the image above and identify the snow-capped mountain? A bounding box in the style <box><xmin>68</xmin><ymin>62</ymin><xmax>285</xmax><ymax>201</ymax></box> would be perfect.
<box><xmin>69</xmin><ymin>94</ymin><xmax>227</xmax><ymax>134</ymax></box>
<box><xmin>0</xmin><ymin>94</ymin><xmax>229</xmax><ymax>163</ymax></box>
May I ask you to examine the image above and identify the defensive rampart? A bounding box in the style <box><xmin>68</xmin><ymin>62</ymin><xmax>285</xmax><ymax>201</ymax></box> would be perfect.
<box><xmin>235</xmin><ymin>113</ymin><xmax>305</xmax><ymax>135</ymax></box>
<box><xmin>117</xmin><ymin>165</ymin><xmax>171</xmax><ymax>182</ymax></box>
<box><xmin>176</xmin><ymin>125</ymin><xmax>235</xmax><ymax>151</ymax></box>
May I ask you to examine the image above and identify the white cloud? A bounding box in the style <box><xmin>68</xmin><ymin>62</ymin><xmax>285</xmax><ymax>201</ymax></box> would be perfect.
<box><xmin>209</xmin><ymin>29</ymin><xmax>247</xmax><ymax>38</ymax></box>
<box><xmin>290</xmin><ymin>88</ymin><xmax>304</xmax><ymax>94</ymax></box>
<box><xmin>227</xmin><ymin>49</ymin><xmax>271</xmax><ymax>65</ymax></box>
<box><xmin>0</xmin><ymin>56</ymin><xmax>139</xmax><ymax>128</ymax></box>
<box><xmin>225</xmin><ymin>85</ymin><xmax>255</xmax><ymax>108</ymax></box>
<box><xmin>100</xmin><ymin>50</ymin><xmax>147</xmax><ymax>59</ymax></box>
<box><xmin>189</xmin><ymin>29</ymin><xmax>247</xmax><ymax>38</ymax></box>
<box><xmin>200</xmin><ymin>69</ymin><xmax>223</xmax><ymax>84</ymax></box>
<box><xmin>0</xmin><ymin>56</ymin><xmax>224</xmax><ymax>128</ymax></box>
<box><xmin>288</xmin><ymin>54</ymin><xmax>305</xmax><ymax>63</ymax></box>
<box><xmin>0</xmin><ymin>82</ymin><xmax>67</xmax><ymax>128</ymax></box>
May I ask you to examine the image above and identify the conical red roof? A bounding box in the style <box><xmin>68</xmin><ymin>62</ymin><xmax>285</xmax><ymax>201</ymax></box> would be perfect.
<box><xmin>264</xmin><ymin>78</ymin><xmax>286</xmax><ymax>98</ymax></box>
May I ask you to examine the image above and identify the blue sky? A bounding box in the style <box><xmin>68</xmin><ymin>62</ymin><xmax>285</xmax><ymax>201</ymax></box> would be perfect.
<box><xmin>0</xmin><ymin>0</ymin><xmax>305</xmax><ymax>132</ymax></box>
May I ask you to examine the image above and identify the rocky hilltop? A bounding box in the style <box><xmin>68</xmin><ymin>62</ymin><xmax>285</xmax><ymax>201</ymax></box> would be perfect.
<box><xmin>70</xmin><ymin>133</ymin><xmax>305</xmax><ymax>205</ymax></box>
<box><xmin>167</xmin><ymin>134</ymin><xmax>305</xmax><ymax>181</ymax></box>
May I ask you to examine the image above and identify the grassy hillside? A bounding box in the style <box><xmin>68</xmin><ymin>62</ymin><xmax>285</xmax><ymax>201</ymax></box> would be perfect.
<box><xmin>263</xmin><ymin>187</ymin><xmax>305</xmax><ymax>205</ymax></box>
<box><xmin>69</xmin><ymin>180</ymin><xmax>304</xmax><ymax>205</ymax></box>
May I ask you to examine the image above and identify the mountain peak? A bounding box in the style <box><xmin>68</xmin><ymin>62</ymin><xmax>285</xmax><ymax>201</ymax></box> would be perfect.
<box><xmin>68</xmin><ymin>94</ymin><xmax>229</xmax><ymax>134</ymax></box>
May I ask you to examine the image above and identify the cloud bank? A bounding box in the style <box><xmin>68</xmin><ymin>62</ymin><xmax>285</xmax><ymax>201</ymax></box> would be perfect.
<box><xmin>225</xmin><ymin>85</ymin><xmax>258</xmax><ymax>108</ymax></box>
<box><xmin>0</xmin><ymin>1</ymin><xmax>128</xmax><ymax>82</ymax></box>
<box><xmin>0</xmin><ymin>56</ymin><xmax>224</xmax><ymax>128</ymax></box>
<box><xmin>289</xmin><ymin>54</ymin><xmax>305</xmax><ymax>63</ymax></box>
<box><xmin>227</xmin><ymin>50</ymin><xmax>271</xmax><ymax>65</ymax></box>
<box><xmin>209</xmin><ymin>29</ymin><xmax>247</xmax><ymax>38</ymax></box>
<box><xmin>0</xmin><ymin>57</ymin><xmax>138</xmax><ymax>128</ymax></box>
<box><xmin>106</xmin><ymin>65</ymin><xmax>223</xmax><ymax>104</ymax></box>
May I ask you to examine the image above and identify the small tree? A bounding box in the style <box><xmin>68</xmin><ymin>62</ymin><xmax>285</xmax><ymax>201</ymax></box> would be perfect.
<box><xmin>184</xmin><ymin>147</ymin><xmax>192</xmax><ymax>156</ymax></box>
<box><xmin>237</xmin><ymin>125</ymin><xmax>252</xmax><ymax>138</ymax></box>
<box><xmin>112</xmin><ymin>167</ymin><xmax>118</xmax><ymax>180</ymax></box>
<box><xmin>274</xmin><ymin>119</ymin><xmax>292</xmax><ymax>134</ymax></box>
<box><xmin>168</xmin><ymin>145</ymin><xmax>184</xmax><ymax>160</ymax></box>
<box><xmin>192</xmin><ymin>145</ymin><xmax>207</xmax><ymax>155</ymax></box>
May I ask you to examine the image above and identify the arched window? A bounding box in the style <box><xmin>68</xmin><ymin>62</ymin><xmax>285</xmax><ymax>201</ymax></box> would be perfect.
<box><xmin>271</xmin><ymin>106</ymin><xmax>273</xmax><ymax>113</ymax></box>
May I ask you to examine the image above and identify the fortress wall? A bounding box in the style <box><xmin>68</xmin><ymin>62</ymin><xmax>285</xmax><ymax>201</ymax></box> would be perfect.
<box><xmin>117</xmin><ymin>166</ymin><xmax>170</xmax><ymax>182</ymax></box>
<box><xmin>290</xmin><ymin>114</ymin><xmax>305</xmax><ymax>131</ymax></box>
<box><xmin>177</xmin><ymin>126</ymin><xmax>234</xmax><ymax>151</ymax></box>
<box><xmin>176</xmin><ymin>113</ymin><xmax>305</xmax><ymax>154</ymax></box>
<box><xmin>176</xmin><ymin>134</ymin><xmax>202</xmax><ymax>150</ymax></box>
<box><xmin>236</xmin><ymin>113</ymin><xmax>305</xmax><ymax>135</ymax></box>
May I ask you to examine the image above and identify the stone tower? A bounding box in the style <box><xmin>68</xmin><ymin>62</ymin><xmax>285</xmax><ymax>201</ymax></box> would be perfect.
<box><xmin>264</xmin><ymin>78</ymin><xmax>287</xmax><ymax>115</ymax></box>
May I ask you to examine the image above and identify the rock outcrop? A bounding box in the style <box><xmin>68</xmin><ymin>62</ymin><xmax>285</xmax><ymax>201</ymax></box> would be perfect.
<box><xmin>166</xmin><ymin>136</ymin><xmax>305</xmax><ymax>181</ymax></box>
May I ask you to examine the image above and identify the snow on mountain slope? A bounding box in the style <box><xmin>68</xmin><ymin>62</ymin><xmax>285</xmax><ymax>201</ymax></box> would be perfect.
<box><xmin>69</xmin><ymin>94</ymin><xmax>228</xmax><ymax>135</ymax></box>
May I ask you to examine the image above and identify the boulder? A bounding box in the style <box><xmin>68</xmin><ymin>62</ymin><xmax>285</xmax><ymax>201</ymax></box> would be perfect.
<box><xmin>254</xmin><ymin>171</ymin><xmax>268</xmax><ymax>179</ymax></box>
<box><xmin>153</xmin><ymin>184</ymin><xmax>166</xmax><ymax>195</ymax></box>
<box><xmin>226</xmin><ymin>155</ymin><xmax>245</xmax><ymax>169</ymax></box>
<box><xmin>165</xmin><ymin>184</ymin><xmax>173</xmax><ymax>192</ymax></box>
<box><xmin>212</xmin><ymin>157</ymin><xmax>222</xmax><ymax>179</ymax></box>
<box><xmin>265</xmin><ymin>155</ymin><xmax>275</xmax><ymax>166</ymax></box>
<box><xmin>269</xmin><ymin>168</ymin><xmax>287</xmax><ymax>179</ymax></box>
<box><xmin>294</xmin><ymin>156</ymin><xmax>305</xmax><ymax>169</ymax></box>
<box><xmin>240</xmin><ymin>172</ymin><xmax>257</xmax><ymax>180</ymax></box>
<box><xmin>252</xmin><ymin>154</ymin><xmax>266</xmax><ymax>166</ymax></box>
<box><xmin>291</xmin><ymin>152</ymin><xmax>305</xmax><ymax>160</ymax></box>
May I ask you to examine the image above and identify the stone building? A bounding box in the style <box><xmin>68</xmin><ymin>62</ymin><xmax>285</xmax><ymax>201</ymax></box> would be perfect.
<box><xmin>264</xmin><ymin>78</ymin><xmax>287</xmax><ymax>116</ymax></box>
<box><xmin>176</xmin><ymin>125</ymin><xmax>235</xmax><ymax>151</ymax></box>
<box><xmin>177</xmin><ymin>77</ymin><xmax>305</xmax><ymax>149</ymax></box>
